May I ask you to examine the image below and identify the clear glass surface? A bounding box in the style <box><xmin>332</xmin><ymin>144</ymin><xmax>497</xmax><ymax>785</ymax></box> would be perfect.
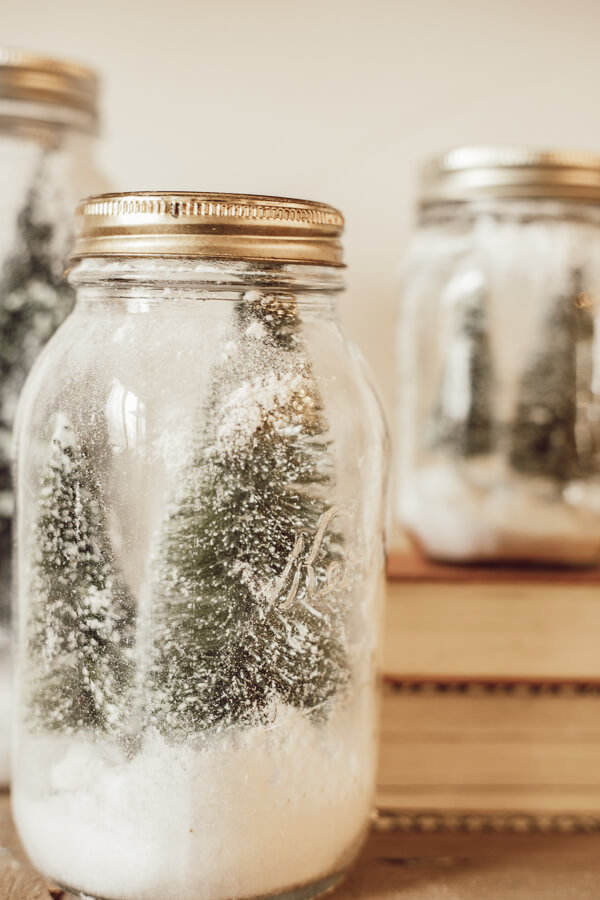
<box><xmin>397</xmin><ymin>198</ymin><xmax>600</xmax><ymax>565</ymax></box>
<box><xmin>12</xmin><ymin>258</ymin><xmax>388</xmax><ymax>900</ymax></box>
<box><xmin>0</xmin><ymin>99</ymin><xmax>104</xmax><ymax>787</ymax></box>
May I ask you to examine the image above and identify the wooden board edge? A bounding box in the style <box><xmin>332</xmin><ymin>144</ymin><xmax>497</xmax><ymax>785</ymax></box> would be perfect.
<box><xmin>374</xmin><ymin>808</ymin><xmax>600</xmax><ymax>833</ymax></box>
<box><xmin>381</xmin><ymin>676</ymin><xmax>600</xmax><ymax>693</ymax></box>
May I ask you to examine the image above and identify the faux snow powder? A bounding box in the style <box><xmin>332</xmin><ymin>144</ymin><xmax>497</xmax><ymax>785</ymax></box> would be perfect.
<box><xmin>216</xmin><ymin>371</ymin><xmax>311</xmax><ymax>453</ymax></box>
<box><xmin>14</xmin><ymin>697</ymin><xmax>375</xmax><ymax>900</ymax></box>
<box><xmin>403</xmin><ymin>458</ymin><xmax>600</xmax><ymax>564</ymax></box>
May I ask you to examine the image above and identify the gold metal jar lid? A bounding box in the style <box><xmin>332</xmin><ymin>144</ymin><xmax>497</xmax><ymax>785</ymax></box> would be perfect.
<box><xmin>0</xmin><ymin>48</ymin><xmax>98</xmax><ymax>127</ymax></box>
<box><xmin>72</xmin><ymin>192</ymin><xmax>345</xmax><ymax>266</ymax></box>
<box><xmin>421</xmin><ymin>146</ymin><xmax>600</xmax><ymax>204</ymax></box>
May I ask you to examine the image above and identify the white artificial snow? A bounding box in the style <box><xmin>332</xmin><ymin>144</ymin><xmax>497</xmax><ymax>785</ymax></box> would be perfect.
<box><xmin>403</xmin><ymin>458</ymin><xmax>600</xmax><ymax>564</ymax></box>
<box><xmin>14</xmin><ymin>697</ymin><xmax>375</xmax><ymax>900</ymax></box>
<box><xmin>221</xmin><ymin>339</ymin><xmax>238</xmax><ymax>362</ymax></box>
<box><xmin>216</xmin><ymin>371</ymin><xmax>311</xmax><ymax>453</ymax></box>
<box><xmin>245</xmin><ymin>320</ymin><xmax>267</xmax><ymax>340</ymax></box>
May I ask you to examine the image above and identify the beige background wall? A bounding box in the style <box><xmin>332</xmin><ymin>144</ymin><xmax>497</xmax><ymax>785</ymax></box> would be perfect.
<box><xmin>4</xmin><ymin>0</ymin><xmax>600</xmax><ymax>419</ymax></box>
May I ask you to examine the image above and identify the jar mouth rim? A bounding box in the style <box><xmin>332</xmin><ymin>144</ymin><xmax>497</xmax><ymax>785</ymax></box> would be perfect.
<box><xmin>421</xmin><ymin>145</ymin><xmax>600</xmax><ymax>204</ymax></box>
<box><xmin>0</xmin><ymin>48</ymin><xmax>98</xmax><ymax>129</ymax></box>
<box><xmin>72</xmin><ymin>192</ymin><xmax>345</xmax><ymax>267</ymax></box>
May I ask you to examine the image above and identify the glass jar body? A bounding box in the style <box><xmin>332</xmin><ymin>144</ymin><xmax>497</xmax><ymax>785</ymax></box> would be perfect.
<box><xmin>0</xmin><ymin>103</ymin><xmax>106</xmax><ymax>785</ymax></box>
<box><xmin>397</xmin><ymin>198</ymin><xmax>600</xmax><ymax>565</ymax></box>
<box><xmin>13</xmin><ymin>258</ymin><xmax>388</xmax><ymax>900</ymax></box>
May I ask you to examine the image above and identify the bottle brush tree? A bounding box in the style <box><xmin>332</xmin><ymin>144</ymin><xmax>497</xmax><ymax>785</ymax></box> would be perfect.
<box><xmin>0</xmin><ymin>153</ymin><xmax>74</xmax><ymax>617</ymax></box>
<box><xmin>26</xmin><ymin>416</ymin><xmax>134</xmax><ymax>734</ymax></box>
<box><xmin>509</xmin><ymin>271</ymin><xmax>595</xmax><ymax>482</ymax></box>
<box><xmin>150</xmin><ymin>292</ymin><xmax>349</xmax><ymax>736</ymax></box>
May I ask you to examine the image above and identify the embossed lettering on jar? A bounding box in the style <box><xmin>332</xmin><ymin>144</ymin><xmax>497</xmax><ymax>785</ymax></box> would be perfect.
<box><xmin>12</xmin><ymin>192</ymin><xmax>388</xmax><ymax>900</ymax></box>
<box><xmin>397</xmin><ymin>147</ymin><xmax>600</xmax><ymax>565</ymax></box>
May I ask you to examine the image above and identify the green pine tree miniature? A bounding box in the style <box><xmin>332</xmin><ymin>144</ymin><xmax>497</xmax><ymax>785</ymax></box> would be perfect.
<box><xmin>571</xmin><ymin>283</ymin><xmax>599</xmax><ymax>478</ymax></box>
<box><xmin>150</xmin><ymin>293</ymin><xmax>349</xmax><ymax>736</ymax></box>
<box><xmin>0</xmin><ymin>154</ymin><xmax>74</xmax><ymax>617</ymax></box>
<box><xmin>426</xmin><ymin>285</ymin><xmax>495</xmax><ymax>457</ymax></box>
<box><xmin>26</xmin><ymin>416</ymin><xmax>134</xmax><ymax>734</ymax></box>
<box><xmin>509</xmin><ymin>272</ymin><xmax>595</xmax><ymax>481</ymax></box>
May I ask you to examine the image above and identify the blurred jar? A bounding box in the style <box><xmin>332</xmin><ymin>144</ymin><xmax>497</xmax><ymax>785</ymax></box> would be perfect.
<box><xmin>397</xmin><ymin>147</ymin><xmax>600</xmax><ymax>566</ymax></box>
<box><xmin>0</xmin><ymin>49</ymin><xmax>105</xmax><ymax>786</ymax></box>
<box><xmin>13</xmin><ymin>193</ymin><xmax>387</xmax><ymax>900</ymax></box>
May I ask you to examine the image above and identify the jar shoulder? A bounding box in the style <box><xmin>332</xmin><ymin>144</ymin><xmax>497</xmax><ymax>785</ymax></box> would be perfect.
<box><xmin>16</xmin><ymin>303</ymin><xmax>388</xmax><ymax>471</ymax></box>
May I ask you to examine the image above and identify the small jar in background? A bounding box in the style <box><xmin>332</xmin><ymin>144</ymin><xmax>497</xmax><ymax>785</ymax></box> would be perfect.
<box><xmin>0</xmin><ymin>49</ymin><xmax>106</xmax><ymax>785</ymax></box>
<box><xmin>13</xmin><ymin>192</ymin><xmax>388</xmax><ymax>900</ymax></box>
<box><xmin>397</xmin><ymin>147</ymin><xmax>600</xmax><ymax>565</ymax></box>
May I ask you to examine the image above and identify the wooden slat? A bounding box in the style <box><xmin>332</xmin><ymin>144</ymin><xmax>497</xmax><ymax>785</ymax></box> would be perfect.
<box><xmin>387</xmin><ymin>547</ymin><xmax>600</xmax><ymax>583</ymax></box>
<box><xmin>384</xmin><ymin>580</ymin><xmax>600</xmax><ymax>680</ymax></box>
<box><xmin>377</xmin><ymin>687</ymin><xmax>600</xmax><ymax>814</ymax></box>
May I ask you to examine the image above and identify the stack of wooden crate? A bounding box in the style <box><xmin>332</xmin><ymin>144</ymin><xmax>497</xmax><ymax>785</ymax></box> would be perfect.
<box><xmin>376</xmin><ymin>538</ymin><xmax>600</xmax><ymax>828</ymax></box>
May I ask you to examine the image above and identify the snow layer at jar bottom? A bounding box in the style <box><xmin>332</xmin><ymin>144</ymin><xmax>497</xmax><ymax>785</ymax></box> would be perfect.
<box><xmin>403</xmin><ymin>457</ymin><xmax>600</xmax><ymax>564</ymax></box>
<box><xmin>13</xmin><ymin>692</ymin><xmax>375</xmax><ymax>900</ymax></box>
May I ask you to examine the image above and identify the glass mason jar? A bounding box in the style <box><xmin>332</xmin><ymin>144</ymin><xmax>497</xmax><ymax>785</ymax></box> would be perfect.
<box><xmin>13</xmin><ymin>193</ymin><xmax>388</xmax><ymax>900</ymax></box>
<box><xmin>0</xmin><ymin>49</ymin><xmax>105</xmax><ymax>785</ymax></box>
<box><xmin>397</xmin><ymin>147</ymin><xmax>600</xmax><ymax>565</ymax></box>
